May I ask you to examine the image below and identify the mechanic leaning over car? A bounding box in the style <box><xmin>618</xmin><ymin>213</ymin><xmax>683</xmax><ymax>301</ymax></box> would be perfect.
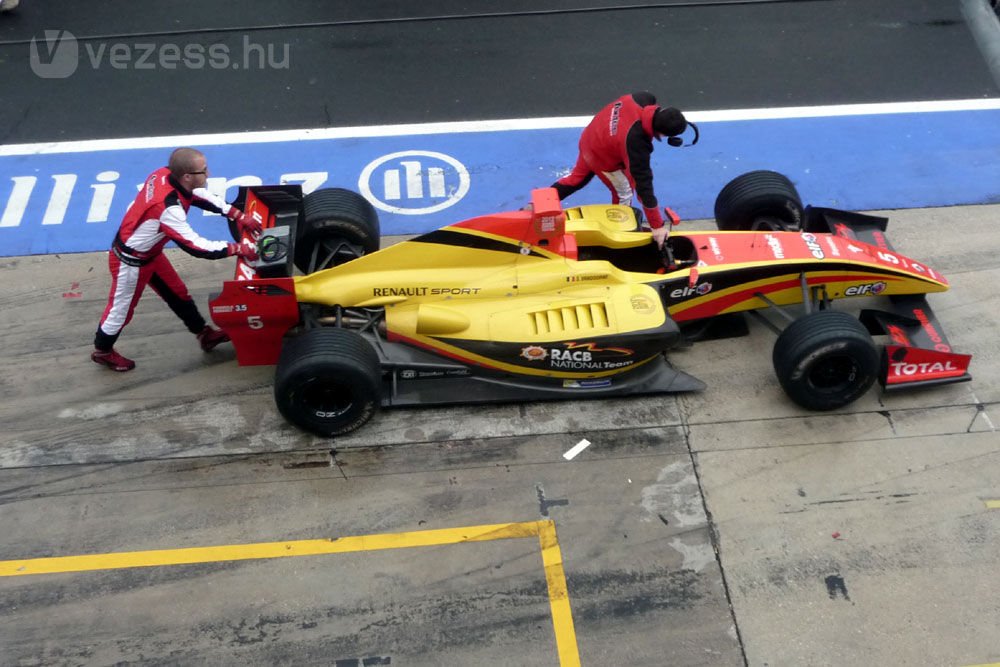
<box><xmin>91</xmin><ymin>148</ymin><xmax>260</xmax><ymax>372</ymax></box>
<box><xmin>550</xmin><ymin>92</ymin><xmax>688</xmax><ymax>247</ymax></box>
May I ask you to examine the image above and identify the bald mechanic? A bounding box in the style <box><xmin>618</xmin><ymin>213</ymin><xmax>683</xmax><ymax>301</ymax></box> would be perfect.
<box><xmin>551</xmin><ymin>92</ymin><xmax>689</xmax><ymax>247</ymax></box>
<box><xmin>91</xmin><ymin>148</ymin><xmax>260</xmax><ymax>372</ymax></box>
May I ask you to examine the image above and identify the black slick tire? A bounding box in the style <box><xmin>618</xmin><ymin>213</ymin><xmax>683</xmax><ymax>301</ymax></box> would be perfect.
<box><xmin>295</xmin><ymin>188</ymin><xmax>380</xmax><ymax>274</ymax></box>
<box><xmin>714</xmin><ymin>170</ymin><xmax>804</xmax><ymax>231</ymax></box>
<box><xmin>772</xmin><ymin>310</ymin><xmax>878</xmax><ymax>411</ymax></box>
<box><xmin>274</xmin><ymin>328</ymin><xmax>381</xmax><ymax>436</ymax></box>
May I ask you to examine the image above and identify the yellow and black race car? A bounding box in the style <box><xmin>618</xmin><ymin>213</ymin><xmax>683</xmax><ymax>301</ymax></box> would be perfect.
<box><xmin>210</xmin><ymin>171</ymin><xmax>971</xmax><ymax>436</ymax></box>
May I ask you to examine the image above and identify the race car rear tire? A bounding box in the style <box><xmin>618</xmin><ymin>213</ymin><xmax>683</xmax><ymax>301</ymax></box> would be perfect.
<box><xmin>714</xmin><ymin>170</ymin><xmax>804</xmax><ymax>231</ymax></box>
<box><xmin>274</xmin><ymin>327</ymin><xmax>381</xmax><ymax>437</ymax></box>
<box><xmin>295</xmin><ymin>188</ymin><xmax>380</xmax><ymax>274</ymax></box>
<box><xmin>772</xmin><ymin>310</ymin><xmax>878</xmax><ymax>411</ymax></box>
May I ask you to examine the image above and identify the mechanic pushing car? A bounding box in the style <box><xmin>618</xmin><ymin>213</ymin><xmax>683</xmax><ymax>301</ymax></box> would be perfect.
<box><xmin>550</xmin><ymin>91</ymin><xmax>691</xmax><ymax>247</ymax></box>
<box><xmin>91</xmin><ymin>148</ymin><xmax>260</xmax><ymax>372</ymax></box>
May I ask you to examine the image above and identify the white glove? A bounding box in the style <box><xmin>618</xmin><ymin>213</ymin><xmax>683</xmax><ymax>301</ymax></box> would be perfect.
<box><xmin>191</xmin><ymin>187</ymin><xmax>231</xmax><ymax>215</ymax></box>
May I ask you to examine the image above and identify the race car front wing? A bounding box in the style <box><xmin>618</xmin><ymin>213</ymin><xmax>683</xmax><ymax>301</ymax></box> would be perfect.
<box><xmin>860</xmin><ymin>295</ymin><xmax>972</xmax><ymax>391</ymax></box>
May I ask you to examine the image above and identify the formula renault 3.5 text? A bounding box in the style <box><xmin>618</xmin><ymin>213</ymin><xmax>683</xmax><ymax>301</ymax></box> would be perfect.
<box><xmin>210</xmin><ymin>170</ymin><xmax>971</xmax><ymax>436</ymax></box>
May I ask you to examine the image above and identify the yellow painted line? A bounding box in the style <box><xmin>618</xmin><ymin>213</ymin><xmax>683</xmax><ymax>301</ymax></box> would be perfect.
<box><xmin>985</xmin><ymin>500</ymin><xmax>1000</xmax><ymax>509</ymax></box>
<box><xmin>537</xmin><ymin>520</ymin><xmax>582</xmax><ymax>667</ymax></box>
<box><xmin>0</xmin><ymin>520</ymin><xmax>581</xmax><ymax>666</ymax></box>
<box><xmin>963</xmin><ymin>663</ymin><xmax>1000</xmax><ymax>667</ymax></box>
<box><xmin>0</xmin><ymin>521</ymin><xmax>537</xmax><ymax>577</ymax></box>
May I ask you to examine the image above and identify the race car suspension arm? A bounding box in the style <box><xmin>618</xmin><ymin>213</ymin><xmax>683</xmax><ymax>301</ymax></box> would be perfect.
<box><xmin>749</xmin><ymin>272</ymin><xmax>832</xmax><ymax>335</ymax></box>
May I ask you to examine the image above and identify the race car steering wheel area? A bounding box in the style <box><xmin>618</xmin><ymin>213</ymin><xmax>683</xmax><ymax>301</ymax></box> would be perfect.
<box><xmin>660</xmin><ymin>235</ymin><xmax>698</xmax><ymax>272</ymax></box>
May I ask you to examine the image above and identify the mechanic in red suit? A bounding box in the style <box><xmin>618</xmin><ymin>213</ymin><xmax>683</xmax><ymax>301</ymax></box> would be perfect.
<box><xmin>91</xmin><ymin>147</ymin><xmax>260</xmax><ymax>372</ymax></box>
<box><xmin>551</xmin><ymin>92</ymin><xmax>688</xmax><ymax>247</ymax></box>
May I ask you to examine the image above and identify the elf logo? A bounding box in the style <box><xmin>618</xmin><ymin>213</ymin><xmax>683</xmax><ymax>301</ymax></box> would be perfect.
<box><xmin>845</xmin><ymin>281</ymin><xmax>887</xmax><ymax>297</ymax></box>
<box><xmin>801</xmin><ymin>232</ymin><xmax>825</xmax><ymax>259</ymax></box>
<box><xmin>670</xmin><ymin>282</ymin><xmax>713</xmax><ymax>299</ymax></box>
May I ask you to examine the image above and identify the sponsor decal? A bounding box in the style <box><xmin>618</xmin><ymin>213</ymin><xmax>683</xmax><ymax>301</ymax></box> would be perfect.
<box><xmin>871</xmin><ymin>230</ymin><xmax>890</xmax><ymax>250</ymax></box>
<box><xmin>888</xmin><ymin>360</ymin><xmax>959</xmax><ymax>376</ymax></box>
<box><xmin>847</xmin><ymin>244</ymin><xmax>863</xmax><ymax>253</ymax></box>
<box><xmin>0</xmin><ymin>170</ymin><xmax>328</xmax><ymax>235</ymax></box>
<box><xmin>399</xmin><ymin>368</ymin><xmax>471</xmax><ymax>379</ymax></box>
<box><xmin>566</xmin><ymin>273</ymin><xmax>609</xmax><ymax>282</ymax></box>
<box><xmin>801</xmin><ymin>232</ymin><xmax>825</xmax><ymax>259</ymax></box>
<box><xmin>765</xmin><ymin>234</ymin><xmax>784</xmax><ymax>259</ymax></box>
<box><xmin>914</xmin><ymin>308</ymin><xmax>951</xmax><ymax>352</ymax></box>
<box><xmin>521</xmin><ymin>345</ymin><xmax>548</xmax><ymax>361</ymax></box>
<box><xmin>708</xmin><ymin>236</ymin><xmax>724</xmax><ymax>260</ymax></box>
<box><xmin>844</xmin><ymin>281</ymin><xmax>887</xmax><ymax>297</ymax></box>
<box><xmin>372</xmin><ymin>286</ymin><xmax>482</xmax><ymax>297</ymax></box>
<box><xmin>630</xmin><ymin>294</ymin><xmax>656</xmax><ymax>314</ymax></box>
<box><xmin>606</xmin><ymin>208</ymin><xmax>629</xmax><ymax>223</ymax></box>
<box><xmin>886</xmin><ymin>324</ymin><xmax>911</xmax><ymax>347</ymax></box>
<box><xmin>608</xmin><ymin>101</ymin><xmax>623</xmax><ymax>136</ymax></box>
<box><xmin>236</xmin><ymin>260</ymin><xmax>256</xmax><ymax>282</ymax></box>
<box><xmin>375</xmin><ymin>286</ymin><xmax>426</xmax><ymax>297</ymax></box>
<box><xmin>520</xmin><ymin>342</ymin><xmax>635</xmax><ymax>370</ymax></box>
<box><xmin>563</xmin><ymin>378</ymin><xmax>613</xmax><ymax>389</ymax></box>
<box><xmin>670</xmin><ymin>282</ymin><xmax>713</xmax><ymax>299</ymax></box>
<box><xmin>824</xmin><ymin>236</ymin><xmax>841</xmax><ymax>257</ymax></box>
<box><xmin>359</xmin><ymin>150</ymin><xmax>470</xmax><ymax>215</ymax></box>
<box><xmin>538</xmin><ymin>215</ymin><xmax>557</xmax><ymax>233</ymax></box>
<box><xmin>833</xmin><ymin>222</ymin><xmax>853</xmax><ymax>238</ymax></box>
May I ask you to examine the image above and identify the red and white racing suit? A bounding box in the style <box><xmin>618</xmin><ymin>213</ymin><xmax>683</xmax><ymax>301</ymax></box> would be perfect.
<box><xmin>94</xmin><ymin>167</ymin><xmax>237</xmax><ymax>352</ymax></box>
<box><xmin>552</xmin><ymin>92</ymin><xmax>666</xmax><ymax>228</ymax></box>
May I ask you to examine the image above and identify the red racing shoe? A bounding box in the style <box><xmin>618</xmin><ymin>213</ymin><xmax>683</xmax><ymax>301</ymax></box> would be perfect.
<box><xmin>197</xmin><ymin>326</ymin><xmax>230</xmax><ymax>352</ymax></box>
<box><xmin>92</xmin><ymin>348</ymin><xmax>136</xmax><ymax>372</ymax></box>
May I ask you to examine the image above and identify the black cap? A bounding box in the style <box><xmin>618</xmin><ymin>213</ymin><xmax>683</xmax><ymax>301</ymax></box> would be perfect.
<box><xmin>653</xmin><ymin>107</ymin><xmax>687</xmax><ymax>137</ymax></box>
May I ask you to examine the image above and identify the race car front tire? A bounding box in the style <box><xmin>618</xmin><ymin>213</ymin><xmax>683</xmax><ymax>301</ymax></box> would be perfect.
<box><xmin>295</xmin><ymin>188</ymin><xmax>380</xmax><ymax>274</ymax></box>
<box><xmin>714</xmin><ymin>170</ymin><xmax>804</xmax><ymax>231</ymax></box>
<box><xmin>274</xmin><ymin>327</ymin><xmax>381</xmax><ymax>436</ymax></box>
<box><xmin>772</xmin><ymin>310</ymin><xmax>878</xmax><ymax>411</ymax></box>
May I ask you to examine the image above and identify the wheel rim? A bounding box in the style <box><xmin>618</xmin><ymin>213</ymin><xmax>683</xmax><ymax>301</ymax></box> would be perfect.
<box><xmin>807</xmin><ymin>355</ymin><xmax>860</xmax><ymax>393</ymax></box>
<box><xmin>296</xmin><ymin>377</ymin><xmax>354</xmax><ymax>419</ymax></box>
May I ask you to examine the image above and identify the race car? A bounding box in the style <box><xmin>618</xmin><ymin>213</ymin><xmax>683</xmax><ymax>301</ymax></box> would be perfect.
<box><xmin>209</xmin><ymin>170</ymin><xmax>972</xmax><ymax>437</ymax></box>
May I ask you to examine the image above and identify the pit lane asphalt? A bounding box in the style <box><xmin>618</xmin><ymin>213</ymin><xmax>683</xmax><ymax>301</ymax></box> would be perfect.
<box><xmin>3</xmin><ymin>1</ymin><xmax>1000</xmax><ymax>665</ymax></box>
<box><xmin>1</xmin><ymin>204</ymin><xmax>999</xmax><ymax>665</ymax></box>
<box><xmin>1</xmin><ymin>0</ymin><xmax>997</xmax><ymax>142</ymax></box>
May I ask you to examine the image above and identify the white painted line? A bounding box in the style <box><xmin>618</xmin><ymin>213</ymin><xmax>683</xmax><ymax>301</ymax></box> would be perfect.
<box><xmin>2</xmin><ymin>99</ymin><xmax>999</xmax><ymax>157</ymax></box>
<box><xmin>563</xmin><ymin>438</ymin><xmax>592</xmax><ymax>461</ymax></box>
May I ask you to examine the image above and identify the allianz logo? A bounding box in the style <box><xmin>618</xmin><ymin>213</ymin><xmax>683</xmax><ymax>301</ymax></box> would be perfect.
<box><xmin>0</xmin><ymin>171</ymin><xmax>330</xmax><ymax>228</ymax></box>
<box><xmin>1</xmin><ymin>149</ymin><xmax>472</xmax><ymax>227</ymax></box>
<box><xmin>358</xmin><ymin>150</ymin><xmax>470</xmax><ymax>216</ymax></box>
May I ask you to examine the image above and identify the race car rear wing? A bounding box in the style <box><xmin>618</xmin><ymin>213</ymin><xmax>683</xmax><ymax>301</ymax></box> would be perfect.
<box><xmin>860</xmin><ymin>294</ymin><xmax>972</xmax><ymax>391</ymax></box>
<box><xmin>230</xmin><ymin>184</ymin><xmax>302</xmax><ymax>281</ymax></box>
<box><xmin>209</xmin><ymin>185</ymin><xmax>304</xmax><ymax>365</ymax></box>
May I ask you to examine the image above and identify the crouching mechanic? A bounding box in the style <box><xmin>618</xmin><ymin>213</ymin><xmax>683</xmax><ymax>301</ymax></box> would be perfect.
<box><xmin>550</xmin><ymin>92</ymin><xmax>689</xmax><ymax>247</ymax></box>
<box><xmin>92</xmin><ymin>147</ymin><xmax>260</xmax><ymax>372</ymax></box>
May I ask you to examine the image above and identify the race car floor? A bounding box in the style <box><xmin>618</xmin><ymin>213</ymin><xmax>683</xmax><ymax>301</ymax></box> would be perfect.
<box><xmin>1</xmin><ymin>205</ymin><xmax>999</xmax><ymax>665</ymax></box>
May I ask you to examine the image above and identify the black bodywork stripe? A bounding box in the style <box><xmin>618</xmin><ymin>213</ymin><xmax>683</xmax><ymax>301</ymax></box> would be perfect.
<box><xmin>411</xmin><ymin>229</ymin><xmax>547</xmax><ymax>258</ymax></box>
